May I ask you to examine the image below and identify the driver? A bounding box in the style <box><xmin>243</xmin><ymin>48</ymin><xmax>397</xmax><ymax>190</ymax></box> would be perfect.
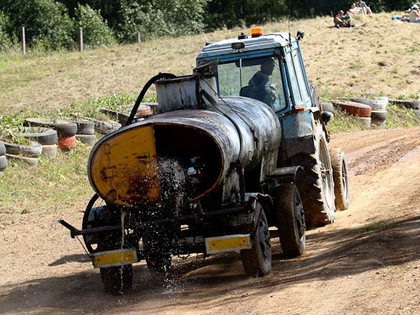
<box><xmin>248</xmin><ymin>58</ymin><xmax>276</xmax><ymax>106</ymax></box>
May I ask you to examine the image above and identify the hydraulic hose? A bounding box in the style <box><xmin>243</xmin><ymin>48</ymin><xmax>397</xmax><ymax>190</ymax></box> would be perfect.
<box><xmin>125</xmin><ymin>72</ymin><xmax>176</xmax><ymax>126</ymax></box>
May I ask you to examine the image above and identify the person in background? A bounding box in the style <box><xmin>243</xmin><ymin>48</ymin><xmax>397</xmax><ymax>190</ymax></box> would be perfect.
<box><xmin>349</xmin><ymin>2</ymin><xmax>362</xmax><ymax>15</ymax></box>
<box><xmin>334</xmin><ymin>10</ymin><xmax>353</xmax><ymax>27</ymax></box>
<box><xmin>409</xmin><ymin>5</ymin><xmax>420</xmax><ymax>23</ymax></box>
<box><xmin>356</xmin><ymin>0</ymin><xmax>373</xmax><ymax>14</ymax></box>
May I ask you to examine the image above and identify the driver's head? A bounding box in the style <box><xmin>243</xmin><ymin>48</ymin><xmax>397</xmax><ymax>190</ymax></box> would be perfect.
<box><xmin>261</xmin><ymin>58</ymin><xmax>275</xmax><ymax>76</ymax></box>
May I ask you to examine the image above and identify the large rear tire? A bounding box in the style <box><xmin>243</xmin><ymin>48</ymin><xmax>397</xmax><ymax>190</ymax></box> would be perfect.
<box><xmin>330</xmin><ymin>148</ymin><xmax>349</xmax><ymax>210</ymax></box>
<box><xmin>240</xmin><ymin>205</ymin><xmax>272</xmax><ymax>277</ymax></box>
<box><xmin>275</xmin><ymin>184</ymin><xmax>306</xmax><ymax>257</ymax></box>
<box><xmin>291</xmin><ymin>132</ymin><xmax>335</xmax><ymax>228</ymax></box>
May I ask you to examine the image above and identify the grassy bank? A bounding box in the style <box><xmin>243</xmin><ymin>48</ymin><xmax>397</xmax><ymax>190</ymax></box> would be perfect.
<box><xmin>1</xmin><ymin>12</ymin><xmax>419</xmax><ymax>116</ymax></box>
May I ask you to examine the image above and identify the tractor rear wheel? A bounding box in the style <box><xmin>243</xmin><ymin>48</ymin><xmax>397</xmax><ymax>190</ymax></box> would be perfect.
<box><xmin>291</xmin><ymin>132</ymin><xmax>335</xmax><ymax>228</ymax></box>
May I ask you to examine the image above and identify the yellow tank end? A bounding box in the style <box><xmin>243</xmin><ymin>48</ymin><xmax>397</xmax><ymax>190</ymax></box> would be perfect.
<box><xmin>89</xmin><ymin>125</ymin><xmax>161</xmax><ymax>207</ymax></box>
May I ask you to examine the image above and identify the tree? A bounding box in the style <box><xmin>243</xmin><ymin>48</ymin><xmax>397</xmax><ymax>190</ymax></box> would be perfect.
<box><xmin>74</xmin><ymin>3</ymin><xmax>116</xmax><ymax>48</ymax></box>
<box><xmin>0</xmin><ymin>0</ymin><xmax>74</xmax><ymax>50</ymax></box>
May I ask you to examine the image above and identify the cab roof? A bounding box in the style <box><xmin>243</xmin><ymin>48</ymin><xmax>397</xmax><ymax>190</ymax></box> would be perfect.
<box><xmin>196</xmin><ymin>32</ymin><xmax>296</xmax><ymax>61</ymax></box>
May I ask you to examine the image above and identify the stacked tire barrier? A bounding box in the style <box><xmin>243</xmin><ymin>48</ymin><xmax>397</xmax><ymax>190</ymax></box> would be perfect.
<box><xmin>330</xmin><ymin>95</ymin><xmax>389</xmax><ymax>128</ymax></box>
<box><xmin>18</xmin><ymin>127</ymin><xmax>58</xmax><ymax>159</ymax></box>
<box><xmin>84</xmin><ymin>118</ymin><xmax>121</xmax><ymax>134</ymax></box>
<box><xmin>75</xmin><ymin>120</ymin><xmax>96</xmax><ymax>146</ymax></box>
<box><xmin>24</xmin><ymin>118</ymin><xmax>78</xmax><ymax>152</ymax></box>
<box><xmin>0</xmin><ymin>142</ymin><xmax>7</xmax><ymax>175</ymax></box>
<box><xmin>3</xmin><ymin>140</ymin><xmax>42</xmax><ymax>166</ymax></box>
<box><xmin>389</xmin><ymin>99</ymin><xmax>420</xmax><ymax>118</ymax></box>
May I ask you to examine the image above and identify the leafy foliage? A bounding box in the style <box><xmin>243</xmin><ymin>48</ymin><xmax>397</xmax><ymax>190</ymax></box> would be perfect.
<box><xmin>73</xmin><ymin>3</ymin><xmax>116</xmax><ymax>48</ymax></box>
<box><xmin>0</xmin><ymin>0</ymin><xmax>74</xmax><ymax>50</ymax></box>
<box><xmin>0</xmin><ymin>11</ymin><xmax>14</xmax><ymax>50</ymax></box>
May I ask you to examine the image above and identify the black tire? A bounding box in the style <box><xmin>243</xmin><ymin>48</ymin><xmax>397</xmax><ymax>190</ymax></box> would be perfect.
<box><xmin>100</xmin><ymin>265</ymin><xmax>133</xmax><ymax>295</ymax></box>
<box><xmin>275</xmin><ymin>184</ymin><xmax>306</xmax><ymax>257</ymax></box>
<box><xmin>291</xmin><ymin>131</ymin><xmax>335</xmax><ymax>227</ymax></box>
<box><xmin>75</xmin><ymin>120</ymin><xmax>95</xmax><ymax>135</ymax></box>
<box><xmin>389</xmin><ymin>99</ymin><xmax>420</xmax><ymax>110</ymax></box>
<box><xmin>18</xmin><ymin>127</ymin><xmax>57</xmax><ymax>145</ymax></box>
<box><xmin>76</xmin><ymin>134</ymin><xmax>96</xmax><ymax>146</ymax></box>
<box><xmin>82</xmin><ymin>194</ymin><xmax>121</xmax><ymax>254</ymax></box>
<box><xmin>82</xmin><ymin>195</ymin><xmax>134</xmax><ymax>294</ymax></box>
<box><xmin>3</xmin><ymin>140</ymin><xmax>42</xmax><ymax>158</ymax></box>
<box><xmin>6</xmin><ymin>154</ymin><xmax>38</xmax><ymax>166</ymax></box>
<box><xmin>339</xmin><ymin>96</ymin><xmax>388</xmax><ymax>110</ymax></box>
<box><xmin>0</xmin><ymin>155</ymin><xmax>8</xmax><ymax>169</ymax></box>
<box><xmin>330</xmin><ymin>148</ymin><xmax>349</xmax><ymax>211</ymax></box>
<box><xmin>99</xmin><ymin>108</ymin><xmax>130</xmax><ymax>125</ymax></box>
<box><xmin>240</xmin><ymin>205</ymin><xmax>272</xmax><ymax>277</ymax></box>
<box><xmin>24</xmin><ymin>118</ymin><xmax>77</xmax><ymax>137</ymax></box>
<box><xmin>370</xmin><ymin>110</ymin><xmax>388</xmax><ymax>121</ymax></box>
<box><xmin>85</xmin><ymin>118</ymin><xmax>121</xmax><ymax>134</ymax></box>
<box><xmin>0</xmin><ymin>142</ymin><xmax>5</xmax><ymax>155</ymax></box>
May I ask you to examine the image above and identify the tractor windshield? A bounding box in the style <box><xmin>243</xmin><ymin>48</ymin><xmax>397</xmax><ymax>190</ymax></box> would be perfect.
<box><xmin>217</xmin><ymin>56</ymin><xmax>288</xmax><ymax>112</ymax></box>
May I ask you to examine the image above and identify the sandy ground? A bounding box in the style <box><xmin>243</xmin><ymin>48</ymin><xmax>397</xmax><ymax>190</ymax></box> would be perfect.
<box><xmin>0</xmin><ymin>126</ymin><xmax>419</xmax><ymax>314</ymax></box>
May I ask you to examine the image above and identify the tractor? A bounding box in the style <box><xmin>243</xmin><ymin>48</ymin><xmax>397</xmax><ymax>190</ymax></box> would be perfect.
<box><xmin>60</xmin><ymin>27</ymin><xmax>349</xmax><ymax>294</ymax></box>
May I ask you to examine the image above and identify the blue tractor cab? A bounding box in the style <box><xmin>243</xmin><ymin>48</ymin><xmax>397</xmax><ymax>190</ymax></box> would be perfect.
<box><xmin>196</xmin><ymin>29</ymin><xmax>313</xmax><ymax>115</ymax></box>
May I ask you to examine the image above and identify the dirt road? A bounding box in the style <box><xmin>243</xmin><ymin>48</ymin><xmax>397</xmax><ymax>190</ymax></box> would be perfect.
<box><xmin>1</xmin><ymin>127</ymin><xmax>419</xmax><ymax>314</ymax></box>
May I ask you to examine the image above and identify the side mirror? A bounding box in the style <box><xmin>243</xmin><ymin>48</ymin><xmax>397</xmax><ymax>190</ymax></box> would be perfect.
<box><xmin>296</xmin><ymin>31</ymin><xmax>304</xmax><ymax>41</ymax></box>
<box><xmin>321</xmin><ymin>111</ymin><xmax>332</xmax><ymax>124</ymax></box>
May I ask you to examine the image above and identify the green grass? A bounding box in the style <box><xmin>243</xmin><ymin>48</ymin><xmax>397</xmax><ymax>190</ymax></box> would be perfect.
<box><xmin>0</xmin><ymin>143</ymin><xmax>92</xmax><ymax>215</ymax></box>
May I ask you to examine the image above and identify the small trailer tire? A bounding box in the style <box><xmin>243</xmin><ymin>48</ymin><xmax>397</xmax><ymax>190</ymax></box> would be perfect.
<box><xmin>275</xmin><ymin>183</ymin><xmax>306</xmax><ymax>257</ymax></box>
<box><xmin>240</xmin><ymin>205</ymin><xmax>272</xmax><ymax>277</ymax></box>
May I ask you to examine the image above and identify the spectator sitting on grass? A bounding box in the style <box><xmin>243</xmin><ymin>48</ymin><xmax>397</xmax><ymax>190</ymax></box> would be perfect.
<box><xmin>409</xmin><ymin>5</ymin><xmax>420</xmax><ymax>23</ymax></box>
<box><xmin>349</xmin><ymin>2</ymin><xmax>362</xmax><ymax>15</ymax></box>
<box><xmin>334</xmin><ymin>10</ymin><xmax>353</xmax><ymax>27</ymax></box>
<box><xmin>393</xmin><ymin>4</ymin><xmax>420</xmax><ymax>22</ymax></box>
<box><xmin>356</xmin><ymin>0</ymin><xmax>373</xmax><ymax>14</ymax></box>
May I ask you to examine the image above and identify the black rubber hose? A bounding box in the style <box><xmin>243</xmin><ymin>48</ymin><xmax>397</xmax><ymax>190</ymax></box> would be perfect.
<box><xmin>125</xmin><ymin>72</ymin><xmax>176</xmax><ymax>126</ymax></box>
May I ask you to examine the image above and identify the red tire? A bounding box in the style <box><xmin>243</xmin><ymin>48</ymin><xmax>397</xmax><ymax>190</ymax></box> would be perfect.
<box><xmin>137</xmin><ymin>104</ymin><xmax>152</xmax><ymax>116</ymax></box>
<box><xmin>334</xmin><ymin>101</ymin><xmax>372</xmax><ymax>117</ymax></box>
<box><xmin>57</xmin><ymin>136</ymin><xmax>77</xmax><ymax>150</ymax></box>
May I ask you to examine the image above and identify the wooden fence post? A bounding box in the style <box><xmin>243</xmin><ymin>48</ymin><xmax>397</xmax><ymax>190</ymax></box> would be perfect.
<box><xmin>78</xmin><ymin>27</ymin><xmax>83</xmax><ymax>52</ymax></box>
<box><xmin>21</xmin><ymin>26</ymin><xmax>26</xmax><ymax>55</ymax></box>
<box><xmin>136</xmin><ymin>33</ymin><xmax>141</xmax><ymax>43</ymax></box>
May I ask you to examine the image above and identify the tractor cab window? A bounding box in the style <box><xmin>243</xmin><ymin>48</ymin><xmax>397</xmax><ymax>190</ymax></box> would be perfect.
<box><xmin>217</xmin><ymin>57</ymin><xmax>288</xmax><ymax>112</ymax></box>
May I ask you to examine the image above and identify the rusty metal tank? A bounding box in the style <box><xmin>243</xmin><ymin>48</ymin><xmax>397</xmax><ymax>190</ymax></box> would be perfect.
<box><xmin>88</xmin><ymin>76</ymin><xmax>281</xmax><ymax>208</ymax></box>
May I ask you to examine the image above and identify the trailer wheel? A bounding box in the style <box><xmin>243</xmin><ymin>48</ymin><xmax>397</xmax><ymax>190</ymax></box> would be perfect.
<box><xmin>291</xmin><ymin>132</ymin><xmax>335</xmax><ymax>227</ymax></box>
<box><xmin>100</xmin><ymin>265</ymin><xmax>132</xmax><ymax>295</ymax></box>
<box><xmin>275</xmin><ymin>184</ymin><xmax>306</xmax><ymax>257</ymax></box>
<box><xmin>240</xmin><ymin>205</ymin><xmax>272</xmax><ymax>277</ymax></box>
<box><xmin>330</xmin><ymin>148</ymin><xmax>349</xmax><ymax>210</ymax></box>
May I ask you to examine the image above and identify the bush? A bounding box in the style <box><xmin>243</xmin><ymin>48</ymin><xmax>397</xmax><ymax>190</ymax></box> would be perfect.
<box><xmin>113</xmin><ymin>0</ymin><xmax>207</xmax><ymax>42</ymax></box>
<box><xmin>0</xmin><ymin>11</ymin><xmax>14</xmax><ymax>50</ymax></box>
<box><xmin>0</xmin><ymin>0</ymin><xmax>74</xmax><ymax>50</ymax></box>
<box><xmin>74</xmin><ymin>3</ymin><xmax>116</xmax><ymax>48</ymax></box>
